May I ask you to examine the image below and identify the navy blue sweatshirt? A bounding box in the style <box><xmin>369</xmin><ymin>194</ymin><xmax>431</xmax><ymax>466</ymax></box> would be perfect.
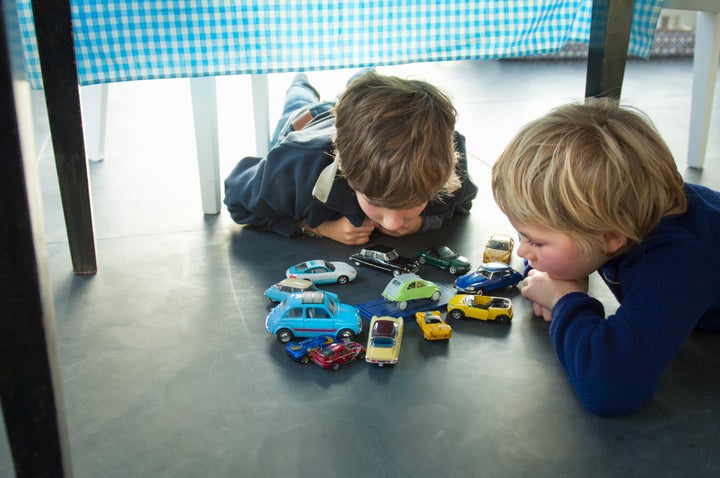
<box><xmin>550</xmin><ymin>183</ymin><xmax>720</xmax><ymax>416</ymax></box>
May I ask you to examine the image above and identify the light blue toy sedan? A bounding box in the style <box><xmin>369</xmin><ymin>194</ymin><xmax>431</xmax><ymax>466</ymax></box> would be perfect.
<box><xmin>264</xmin><ymin>277</ymin><xmax>319</xmax><ymax>302</ymax></box>
<box><xmin>286</xmin><ymin>259</ymin><xmax>357</xmax><ymax>285</ymax></box>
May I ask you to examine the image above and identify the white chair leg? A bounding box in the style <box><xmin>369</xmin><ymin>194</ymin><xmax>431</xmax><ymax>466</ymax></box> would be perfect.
<box><xmin>687</xmin><ymin>11</ymin><xmax>720</xmax><ymax>169</ymax></box>
<box><xmin>189</xmin><ymin>77</ymin><xmax>221</xmax><ymax>214</ymax></box>
<box><xmin>79</xmin><ymin>83</ymin><xmax>108</xmax><ymax>162</ymax></box>
<box><xmin>251</xmin><ymin>73</ymin><xmax>270</xmax><ymax>156</ymax></box>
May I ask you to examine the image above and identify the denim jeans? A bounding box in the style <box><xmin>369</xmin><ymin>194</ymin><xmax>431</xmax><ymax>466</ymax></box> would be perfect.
<box><xmin>269</xmin><ymin>75</ymin><xmax>325</xmax><ymax>149</ymax></box>
<box><xmin>269</xmin><ymin>69</ymin><xmax>373</xmax><ymax>149</ymax></box>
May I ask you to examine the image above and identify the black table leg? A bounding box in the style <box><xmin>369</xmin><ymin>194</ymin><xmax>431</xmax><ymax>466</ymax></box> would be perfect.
<box><xmin>586</xmin><ymin>0</ymin><xmax>636</xmax><ymax>99</ymax></box>
<box><xmin>1</xmin><ymin>2</ymin><xmax>73</xmax><ymax>476</ymax></box>
<box><xmin>31</xmin><ymin>0</ymin><xmax>97</xmax><ymax>274</ymax></box>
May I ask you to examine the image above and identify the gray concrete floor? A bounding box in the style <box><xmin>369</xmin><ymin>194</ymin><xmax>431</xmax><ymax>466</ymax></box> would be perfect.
<box><xmin>3</xmin><ymin>58</ymin><xmax>720</xmax><ymax>477</ymax></box>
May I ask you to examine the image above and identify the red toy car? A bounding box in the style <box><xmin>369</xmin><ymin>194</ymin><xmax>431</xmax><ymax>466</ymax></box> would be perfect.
<box><xmin>311</xmin><ymin>341</ymin><xmax>366</xmax><ymax>370</ymax></box>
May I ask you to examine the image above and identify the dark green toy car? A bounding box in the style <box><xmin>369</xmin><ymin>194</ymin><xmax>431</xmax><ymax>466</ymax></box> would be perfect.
<box><xmin>416</xmin><ymin>245</ymin><xmax>471</xmax><ymax>275</ymax></box>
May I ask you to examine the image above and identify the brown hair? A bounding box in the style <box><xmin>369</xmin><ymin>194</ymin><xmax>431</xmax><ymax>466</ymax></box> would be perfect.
<box><xmin>334</xmin><ymin>71</ymin><xmax>461</xmax><ymax>209</ymax></box>
<box><xmin>492</xmin><ymin>97</ymin><xmax>687</xmax><ymax>255</ymax></box>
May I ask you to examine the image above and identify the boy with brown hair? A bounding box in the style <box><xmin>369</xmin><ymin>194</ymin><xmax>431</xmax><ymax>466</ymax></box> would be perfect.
<box><xmin>491</xmin><ymin>98</ymin><xmax>720</xmax><ymax>416</ymax></box>
<box><xmin>224</xmin><ymin>70</ymin><xmax>478</xmax><ymax>245</ymax></box>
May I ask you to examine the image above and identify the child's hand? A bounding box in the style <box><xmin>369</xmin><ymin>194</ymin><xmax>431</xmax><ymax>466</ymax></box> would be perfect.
<box><xmin>521</xmin><ymin>269</ymin><xmax>588</xmax><ymax>322</ymax></box>
<box><xmin>314</xmin><ymin>217</ymin><xmax>376</xmax><ymax>245</ymax></box>
<box><xmin>531</xmin><ymin>302</ymin><xmax>554</xmax><ymax>323</ymax></box>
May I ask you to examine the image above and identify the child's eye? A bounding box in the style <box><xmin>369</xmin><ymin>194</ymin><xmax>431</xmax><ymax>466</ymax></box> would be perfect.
<box><xmin>518</xmin><ymin>234</ymin><xmax>541</xmax><ymax>247</ymax></box>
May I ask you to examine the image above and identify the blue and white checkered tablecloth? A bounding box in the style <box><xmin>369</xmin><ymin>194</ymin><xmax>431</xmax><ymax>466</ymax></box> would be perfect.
<box><xmin>17</xmin><ymin>0</ymin><xmax>664</xmax><ymax>89</ymax></box>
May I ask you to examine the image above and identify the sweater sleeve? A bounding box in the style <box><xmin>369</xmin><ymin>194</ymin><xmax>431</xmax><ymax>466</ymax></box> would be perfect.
<box><xmin>223</xmin><ymin>147</ymin><xmax>331</xmax><ymax>237</ymax></box>
<box><xmin>420</xmin><ymin>132</ymin><xmax>478</xmax><ymax>231</ymax></box>
<box><xmin>549</xmin><ymin>241</ymin><xmax>717</xmax><ymax>416</ymax></box>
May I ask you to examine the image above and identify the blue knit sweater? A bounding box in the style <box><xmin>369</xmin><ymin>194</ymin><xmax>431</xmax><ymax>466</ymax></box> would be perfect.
<box><xmin>550</xmin><ymin>183</ymin><xmax>720</xmax><ymax>416</ymax></box>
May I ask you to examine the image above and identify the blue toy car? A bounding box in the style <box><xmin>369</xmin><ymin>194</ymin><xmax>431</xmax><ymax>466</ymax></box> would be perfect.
<box><xmin>454</xmin><ymin>262</ymin><xmax>523</xmax><ymax>295</ymax></box>
<box><xmin>265</xmin><ymin>291</ymin><xmax>362</xmax><ymax>343</ymax></box>
<box><xmin>264</xmin><ymin>277</ymin><xmax>319</xmax><ymax>303</ymax></box>
<box><xmin>285</xmin><ymin>335</ymin><xmax>335</xmax><ymax>364</ymax></box>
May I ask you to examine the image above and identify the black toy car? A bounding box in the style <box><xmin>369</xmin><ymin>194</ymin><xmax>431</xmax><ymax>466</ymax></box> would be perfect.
<box><xmin>349</xmin><ymin>244</ymin><xmax>419</xmax><ymax>275</ymax></box>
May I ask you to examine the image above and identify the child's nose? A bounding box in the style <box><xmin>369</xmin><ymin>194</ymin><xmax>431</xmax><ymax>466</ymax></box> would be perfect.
<box><xmin>380</xmin><ymin>213</ymin><xmax>406</xmax><ymax>231</ymax></box>
<box><xmin>516</xmin><ymin>241</ymin><xmax>531</xmax><ymax>259</ymax></box>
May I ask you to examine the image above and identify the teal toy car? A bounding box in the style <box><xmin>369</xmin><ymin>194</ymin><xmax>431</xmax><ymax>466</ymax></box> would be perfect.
<box><xmin>265</xmin><ymin>291</ymin><xmax>362</xmax><ymax>343</ymax></box>
<box><xmin>264</xmin><ymin>277</ymin><xmax>319</xmax><ymax>303</ymax></box>
<box><xmin>381</xmin><ymin>273</ymin><xmax>441</xmax><ymax>310</ymax></box>
<box><xmin>416</xmin><ymin>245</ymin><xmax>471</xmax><ymax>275</ymax></box>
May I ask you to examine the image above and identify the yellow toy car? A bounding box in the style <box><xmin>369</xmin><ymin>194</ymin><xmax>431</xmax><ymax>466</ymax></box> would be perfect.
<box><xmin>446</xmin><ymin>294</ymin><xmax>513</xmax><ymax>325</ymax></box>
<box><xmin>483</xmin><ymin>233</ymin><xmax>515</xmax><ymax>264</ymax></box>
<box><xmin>365</xmin><ymin>316</ymin><xmax>404</xmax><ymax>366</ymax></box>
<box><xmin>415</xmin><ymin>310</ymin><xmax>452</xmax><ymax>341</ymax></box>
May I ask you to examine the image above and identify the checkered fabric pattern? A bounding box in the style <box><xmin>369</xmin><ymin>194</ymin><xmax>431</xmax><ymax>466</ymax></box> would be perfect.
<box><xmin>567</xmin><ymin>0</ymin><xmax>664</xmax><ymax>55</ymax></box>
<box><xmin>17</xmin><ymin>0</ymin><xmax>664</xmax><ymax>89</ymax></box>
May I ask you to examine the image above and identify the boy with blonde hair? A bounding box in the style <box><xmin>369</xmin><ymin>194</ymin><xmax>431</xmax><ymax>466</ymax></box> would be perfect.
<box><xmin>224</xmin><ymin>70</ymin><xmax>477</xmax><ymax>245</ymax></box>
<box><xmin>491</xmin><ymin>98</ymin><xmax>720</xmax><ymax>416</ymax></box>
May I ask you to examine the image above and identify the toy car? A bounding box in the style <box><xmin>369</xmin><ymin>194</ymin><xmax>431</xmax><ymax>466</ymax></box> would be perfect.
<box><xmin>311</xmin><ymin>341</ymin><xmax>366</xmax><ymax>370</ymax></box>
<box><xmin>416</xmin><ymin>245</ymin><xmax>471</xmax><ymax>275</ymax></box>
<box><xmin>285</xmin><ymin>335</ymin><xmax>335</xmax><ymax>364</ymax></box>
<box><xmin>483</xmin><ymin>234</ymin><xmax>515</xmax><ymax>264</ymax></box>
<box><xmin>415</xmin><ymin>310</ymin><xmax>453</xmax><ymax>340</ymax></box>
<box><xmin>365</xmin><ymin>316</ymin><xmax>404</xmax><ymax>366</ymax></box>
<box><xmin>454</xmin><ymin>262</ymin><xmax>523</xmax><ymax>295</ymax></box>
<box><xmin>446</xmin><ymin>294</ymin><xmax>513</xmax><ymax>324</ymax></box>
<box><xmin>264</xmin><ymin>277</ymin><xmax>319</xmax><ymax>302</ymax></box>
<box><xmin>349</xmin><ymin>244</ymin><xmax>419</xmax><ymax>275</ymax></box>
<box><xmin>381</xmin><ymin>273</ymin><xmax>441</xmax><ymax>310</ymax></box>
<box><xmin>285</xmin><ymin>259</ymin><xmax>357</xmax><ymax>285</ymax></box>
<box><xmin>265</xmin><ymin>291</ymin><xmax>362</xmax><ymax>343</ymax></box>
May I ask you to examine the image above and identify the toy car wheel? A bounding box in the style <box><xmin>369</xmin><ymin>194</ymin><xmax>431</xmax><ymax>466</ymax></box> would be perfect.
<box><xmin>359</xmin><ymin>351</ymin><xmax>366</xmax><ymax>360</ymax></box>
<box><xmin>352</xmin><ymin>260</ymin><xmax>361</xmax><ymax>267</ymax></box>
<box><xmin>418</xmin><ymin>256</ymin><xmax>426</xmax><ymax>264</ymax></box>
<box><xmin>448</xmin><ymin>265</ymin><xmax>457</xmax><ymax>274</ymax></box>
<box><xmin>331</xmin><ymin>362</ymin><xmax>340</xmax><ymax>371</ymax></box>
<box><xmin>337</xmin><ymin>329</ymin><xmax>356</xmax><ymax>342</ymax></box>
<box><xmin>392</xmin><ymin>269</ymin><xmax>401</xmax><ymax>276</ymax></box>
<box><xmin>337</xmin><ymin>275</ymin><xmax>349</xmax><ymax>285</ymax></box>
<box><xmin>300</xmin><ymin>356</ymin><xmax>310</xmax><ymax>364</ymax></box>
<box><xmin>431</xmin><ymin>290</ymin><xmax>441</xmax><ymax>301</ymax></box>
<box><xmin>276</xmin><ymin>329</ymin><xmax>294</xmax><ymax>344</ymax></box>
<box><xmin>397</xmin><ymin>301</ymin><xmax>408</xmax><ymax>310</ymax></box>
<box><xmin>474</xmin><ymin>288</ymin><xmax>485</xmax><ymax>296</ymax></box>
<box><xmin>496</xmin><ymin>315</ymin><xmax>511</xmax><ymax>325</ymax></box>
<box><xmin>448</xmin><ymin>309</ymin><xmax>465</xmax><ymax>320</ymax></box>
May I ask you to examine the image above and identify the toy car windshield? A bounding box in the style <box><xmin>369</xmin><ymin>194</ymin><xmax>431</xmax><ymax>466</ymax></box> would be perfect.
<box><xmin>371</xmin><ymin>337</ymin><xmax>394</xmax><ymax>347</ymax></box>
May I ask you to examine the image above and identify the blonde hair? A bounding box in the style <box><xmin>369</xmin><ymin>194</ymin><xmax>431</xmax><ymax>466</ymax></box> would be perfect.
<box><xmin>492</xmin><ymin>98</ymin><xmax>687</xmax><ymax>255</ymax></box>
<box><xmin>334</xmin><ymin>71</ymin><xmax>461</xmax><ymax>209</ymax></box>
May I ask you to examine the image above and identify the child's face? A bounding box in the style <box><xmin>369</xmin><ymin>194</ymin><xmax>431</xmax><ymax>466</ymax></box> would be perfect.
<box><xmin>356</xmin><ymin>193</ymin><xmax>427</xmax><ymax>235</ymax></box>
<box><xmin>509</xmin><ymin>219</ymin><xmax>608</xmax><ymax>281</ymax></box>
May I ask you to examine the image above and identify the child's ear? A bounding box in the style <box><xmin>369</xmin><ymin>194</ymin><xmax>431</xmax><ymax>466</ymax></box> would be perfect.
<box><xmin>603</xmin><ymin>231</ymin><xmax>627</xmax><ymax>254</ymax></box>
